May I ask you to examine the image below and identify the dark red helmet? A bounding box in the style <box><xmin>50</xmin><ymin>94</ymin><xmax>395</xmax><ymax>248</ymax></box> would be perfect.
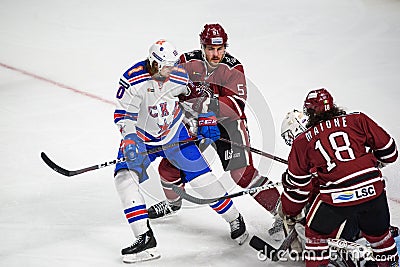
<box><xmin>199</xmin><ymin>23</ymin><xmax>228</xmax><ymax>46</ymax></box>
<box><xmin>303</xmin><ymin>88</ymin><xmax>334</xmax><ymax>114</ymax></box>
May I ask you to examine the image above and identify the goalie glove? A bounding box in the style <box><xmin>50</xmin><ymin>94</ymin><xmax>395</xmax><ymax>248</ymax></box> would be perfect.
<box><xmin>277</xmin><ymin>199</ymin><xmax>306</xmax><ymax>227</ymax></box>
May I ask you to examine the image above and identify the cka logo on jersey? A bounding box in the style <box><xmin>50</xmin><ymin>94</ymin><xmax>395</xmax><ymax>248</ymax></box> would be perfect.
<box><xmin>331</xmin><ymin>185</ymin><xmax>376</xmax><ymax>204</ymax></box>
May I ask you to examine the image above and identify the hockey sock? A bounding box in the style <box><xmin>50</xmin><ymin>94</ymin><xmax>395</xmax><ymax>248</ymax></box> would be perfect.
<box><xmin>189</xmin><ymin>172</ymin><xmax>239</xmax><ymax>222</ymax></box>
<box><xmin>161</xmin><ymin>177</ymin><xmax>184</xmax><ymax>204</ymax></box>
<box><xmin>114</xmin><ymin>170</ymin><xmax>149</xmax><ymax>237</ymax></box>
<box><xmin>364</xmin><ymin>230</ymin><xmax>399</xmax><ymax>263</ymax></box>
<box><xmin>159</xmin><ymin>158</ymin><xmax>184</xmax><ymax>203</ymax></box>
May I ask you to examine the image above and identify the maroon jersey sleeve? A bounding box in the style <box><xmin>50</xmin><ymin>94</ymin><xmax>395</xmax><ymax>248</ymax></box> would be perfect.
<box><xmin>216</xmin><ymin>62</ymin><xmax>247</xmax><ymax>120</ymax></box>
<box><xmin>281</xmin><ymin>140</ymin><xmax>313</xmax><ymax>217</ymax></box>
<box><xmin>358</xmin><ymin>113</ymin><xmax>398</xmax><ymax>163</ymax></box>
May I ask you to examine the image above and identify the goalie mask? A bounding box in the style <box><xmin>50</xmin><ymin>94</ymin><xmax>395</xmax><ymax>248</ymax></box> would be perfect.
<box><xmin>281</xmin><ymin>110</ymin><xmax>308</xmax><ymax>146</ymax></box>
<box><xmin>148</xmin><ymin>40</ymin><xmax>179</xmax><ymax>73</ymax></box>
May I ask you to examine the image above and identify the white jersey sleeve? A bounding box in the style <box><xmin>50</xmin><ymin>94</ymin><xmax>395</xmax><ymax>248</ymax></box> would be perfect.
<box><xmin>114</xmin><ymin>61</ymin><xmax>151</xmax><ymax>138</ymax></box>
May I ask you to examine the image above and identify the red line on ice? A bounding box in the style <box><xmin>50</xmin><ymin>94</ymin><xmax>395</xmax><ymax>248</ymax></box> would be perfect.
<box><xmin>3</xmin><ymin>62</ymin><xmax>400</xmax><ymax>207</ymax></box>
<box><xmin>389</xmin><ymin>197</ymin><xmax>400</xmax><ymax>205</ymax></box>
<box><xmin>0</xmin><ymin>62</ymin><xmax>115</xmax><ymax>106</ymax></box>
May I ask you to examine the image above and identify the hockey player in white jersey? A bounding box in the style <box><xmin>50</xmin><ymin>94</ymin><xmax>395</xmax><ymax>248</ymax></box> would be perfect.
<box><xmin>112</xmin><ymin>40</ymin><xmax>248</xmax><ymax>263</ymax></box>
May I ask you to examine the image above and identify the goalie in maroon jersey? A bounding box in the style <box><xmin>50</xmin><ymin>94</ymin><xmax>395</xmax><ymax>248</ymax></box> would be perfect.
<box><xmin>147</xmin><ymin>23</ymin><xmax>282</xmax><ymax>239</ymax></box>
<box><xmin>280</xmin><ymin>88</ymin><xmax>399</xmax><ymax>267</ymax></box>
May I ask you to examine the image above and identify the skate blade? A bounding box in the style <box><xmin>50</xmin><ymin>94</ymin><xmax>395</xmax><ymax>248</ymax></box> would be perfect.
<box><xmin>149</xmin><ymin>211</ymin><xmax>178</xmax><ymax>220</ymax></box>
<box><xmin>122</xmin><ymin>248</ymin><xmax>161</xmax><ymax>263</ymax></box>
<box><xmin>235</xmin><ymin>230</ymin><xmax>249</xmax><ymax>245</ymax></box>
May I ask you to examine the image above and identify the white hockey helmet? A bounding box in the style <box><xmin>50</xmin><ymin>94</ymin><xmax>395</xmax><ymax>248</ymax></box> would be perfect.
<box><xmin>281</xmin><ymin>110</ymin><xmax>308</xmax><ymax>146</ymax></box>
<box><xmin>148</xmin><ymin>40</ymin><xmax>179</xmax><ymax>72</ymax></box>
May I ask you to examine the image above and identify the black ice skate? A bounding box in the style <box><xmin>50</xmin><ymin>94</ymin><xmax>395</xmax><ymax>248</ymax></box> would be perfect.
<box><xmin>230</xmin><ymin>214</ymin><xmax>249</xmax><ymax>245</ymax></box>
<box><xmin>121</xmin><ymin>227</ymin><xmax>160</xmax><ymax>263</ymax></box>
<box><xmin>147</xmin><ymin>199</ymin><xmax>182</xmax><ymax>219</ymax></box>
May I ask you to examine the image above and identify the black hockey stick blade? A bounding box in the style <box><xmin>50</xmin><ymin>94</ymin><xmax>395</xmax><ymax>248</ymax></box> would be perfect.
<box><xmin>41</xmin><ymin>152</ymin><xmax>101</xmax><ymax>177</ymax></box>
<box><xmin>249</xmin><ymin>229</ymin><xmax>298</xmax><ymax>262</ymax></box>
<box><xmin>250</xmin><ymin>235</ymin><xmax>279</xmax><ymax>261</ymax></box>
<box><xmin>41</xmin><ymin>152</ymin><xmax>71</xmax><ymax>176</ymax></box>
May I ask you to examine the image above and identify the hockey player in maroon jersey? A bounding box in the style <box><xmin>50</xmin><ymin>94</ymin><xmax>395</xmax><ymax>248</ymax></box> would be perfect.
<box><xmin>280</xmin><ymin>88</ymin><xmax>399</xmax><ymax>267</ymax></box>
<box><xmin>147</xmin><ymin>23</ymin><xmax>283</xmax><ymax>239</ymax></box>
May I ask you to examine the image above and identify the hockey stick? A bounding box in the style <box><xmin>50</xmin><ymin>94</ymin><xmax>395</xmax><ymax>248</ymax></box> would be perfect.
<box><xmin>218</xmin><ymin>138</ymin><xmax>288</xmax><ymax>165</ymax></box>
<box><xmin>41</xmin><ymin>138</ymin><xmax>199</xmax><ymax>177</ymax></box>
<box><xmin>250</xmin><ymin>234</ymin><xmax>374</xmax><ymax>263</ymax></box>
<box><xmin>163</xmin><ymin>181</ymin><xmax>281</xmax><ymax>205</ymax></box>
<box><xmin>249</xmin><ymin>229</ymin><xmax>298</xmax><ymax>262</ymax></box>
<box><xmin>179</xmin><ymin>100</ymin><xmax>288</xmax><ymax>165</ymax></box>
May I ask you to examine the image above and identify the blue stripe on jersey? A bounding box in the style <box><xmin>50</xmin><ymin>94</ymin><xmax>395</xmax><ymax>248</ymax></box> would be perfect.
<box><xmin>171</xmin><ymin>109</ymin><xmax>183</xmax><ymax>126</ymax></box>
<box><xmin>129</xmin><ymin>74</ymin><xmax>151</xmax><ymax>86</ymax></box>
<box><xmin>136</xmin><ymin>110</ymin><xmax>182</xmax><ymax>142</ymax></box>
<box><xmin>124</xmin><ymin>60</ymin><xmax>151</xmax><ymax>86</ymax></box>
<box><xmin>169</xmin><ymin>67</ymin><xmax>189</xmax><ymax>85</ymax></box>
<box><xmin>123</xmin><ymin>60</ymin><xmax>147</xmax><ymax>79</ymax></box>
<box><xmin>170</xmin><ymin>75</ymin><xmax>188</xmax><ymax>85</ymax></box>
<box><xmin>114</xmin><ymin>109</ymin><xmax>138</xmax><ymax>123</ymax></box>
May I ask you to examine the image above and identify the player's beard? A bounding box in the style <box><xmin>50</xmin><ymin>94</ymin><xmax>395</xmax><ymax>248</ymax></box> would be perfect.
<box><xmin>208</xmin><ymin>57</ymin><xmax>221</xmax><ymax>68</ymax></box>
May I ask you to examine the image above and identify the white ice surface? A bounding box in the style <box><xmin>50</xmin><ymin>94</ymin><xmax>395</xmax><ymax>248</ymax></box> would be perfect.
<box><xmin>1</xmin><ymin>0</ymin><xmax>400</xmax><ymax>266</ymax></box>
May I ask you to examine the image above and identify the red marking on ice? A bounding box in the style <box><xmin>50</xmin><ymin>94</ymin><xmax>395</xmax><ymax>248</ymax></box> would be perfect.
<box><xmin>0</xmin><ymin>62</ymin><xmax>115</xmax><ymax>106</ymax></box>
<box><xmin>389</xmin><ymin>197</ymin><xmax>400</xmax><ymax>205</ymax></box>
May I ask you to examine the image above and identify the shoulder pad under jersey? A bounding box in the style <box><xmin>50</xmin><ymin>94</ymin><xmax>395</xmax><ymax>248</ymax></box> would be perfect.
<box><xmin>123</xmin><ymin>60</ymin><xmax>151</xmax><ymax>85</ymax></box>
<box><xmin>221</xmin><ymin>53</ymin><xmax>242</xmax><ymax>68</ymax></box>
<box><xmin>181</xmin><ymin>50</ymin><xmax>203</xmax><ymax>62</ymax></box>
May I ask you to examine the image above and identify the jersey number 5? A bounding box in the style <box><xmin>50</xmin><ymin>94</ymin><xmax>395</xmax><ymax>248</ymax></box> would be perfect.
<box><xmin>237</xmin><ymin>84</ymin><xmax>245</xmax><ymax>96</ymax></box>
<box><xmin>315</xmin><ymin>131</ymin><xmax>356</xmax><ymax>172</ymax></box>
